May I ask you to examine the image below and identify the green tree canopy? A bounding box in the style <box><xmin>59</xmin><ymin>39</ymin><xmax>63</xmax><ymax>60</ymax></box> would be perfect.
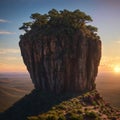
<box><xmin>19</xmin><ymin>9</ymin><xmax>98</xmax><ymax>36</ymax></box>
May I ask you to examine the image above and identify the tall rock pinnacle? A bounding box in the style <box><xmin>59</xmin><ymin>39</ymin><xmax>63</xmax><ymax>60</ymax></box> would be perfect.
<box><xmin>19</xmin><ymin>9</ymin><xmax>101</xmax><ymax>94</ymax></box>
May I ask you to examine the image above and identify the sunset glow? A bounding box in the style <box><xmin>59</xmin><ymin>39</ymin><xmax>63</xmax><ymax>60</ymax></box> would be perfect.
<box><xmin>114</xmin><ymin>66</ymin><xmax>120</xmax><ymax>73</ymax></box>
<box><xmin>0</xmin><ymin>63</ymin><xmax>27</xmax><ymax>73</ymax></box>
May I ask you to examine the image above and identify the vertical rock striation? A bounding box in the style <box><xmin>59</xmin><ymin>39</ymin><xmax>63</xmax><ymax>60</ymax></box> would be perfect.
<box><xmin>19</xmin><ymin>30</ymin><xmax>101</xmax><ymax>94</ymax></box>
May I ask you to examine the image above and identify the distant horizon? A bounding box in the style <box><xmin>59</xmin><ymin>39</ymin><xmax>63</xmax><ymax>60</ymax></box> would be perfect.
<box><xmin>0</xmin><ymin>71</ymin><xmax>28</xmax><ymax>74</ymax></box>
<box><xmin>0</xmin><ymin>70</ymin><xmax>120</xmax><ymax>80</ymax></box>
<box><xmin>0</xmin><ymin>70</ymin><xmax>119</xmax><ymax>74</ymax></box>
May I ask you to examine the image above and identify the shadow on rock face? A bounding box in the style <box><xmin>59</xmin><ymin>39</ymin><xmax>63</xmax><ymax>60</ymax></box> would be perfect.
<box><xmin>0</xmin><ymin>89</ymin><xmax>84</xmax><ymax>120</ymax></box>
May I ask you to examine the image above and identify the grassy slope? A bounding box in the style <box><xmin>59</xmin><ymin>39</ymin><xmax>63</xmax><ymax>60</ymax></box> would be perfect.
<box><xmin>27</xmin><ymin>90</ymin><xmax>120</xmax><ymax>120</ymax></box>
<box><xmin>0</xmin><ymin>89</ymin><xmax>120</xmax><ymax>120</ymax></box>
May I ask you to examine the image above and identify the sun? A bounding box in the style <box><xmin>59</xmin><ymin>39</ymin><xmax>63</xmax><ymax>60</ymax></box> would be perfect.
<box><xmin>114</xmin><ymin>66</ymin><xmax>120</xmax><ymax>73</ymax></box>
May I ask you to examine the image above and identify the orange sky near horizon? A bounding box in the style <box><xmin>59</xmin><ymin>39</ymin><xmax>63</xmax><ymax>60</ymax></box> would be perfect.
<box><xmin>0</xmin><ymin>50</ymin><xmax>120</xmax><ymax>74</ymax></box>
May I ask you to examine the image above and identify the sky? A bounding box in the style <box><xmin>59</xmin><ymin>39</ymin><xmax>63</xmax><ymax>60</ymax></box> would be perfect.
<box><xmin>0</xmin><ymin>0</ymin><xmax>120</xmax><ymax>73</ymax></box>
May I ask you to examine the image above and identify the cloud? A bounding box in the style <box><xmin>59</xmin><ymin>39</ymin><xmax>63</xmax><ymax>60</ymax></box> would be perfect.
<box><xmin>0</xmin><ymin>48</ymin><xmax>20</xmax><ymax>55</ymax></box>
<box><xmin>0</xmin><ymin>31</ymin><xmax>15</xmax><ymax>35</ymax></box>
<box><xmin>0</xmin><ymin>19</ymin><xmax>9</xmax><ymax>23</ymax></box>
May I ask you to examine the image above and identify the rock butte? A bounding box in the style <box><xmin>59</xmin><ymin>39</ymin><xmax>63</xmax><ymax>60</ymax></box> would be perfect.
<box><xmin>19</xmin><ymin>9</ymin><xmax>101</xmax><ymax>94</ymax></box>
<box><xmin>19</xmin><ymin>29</ymin><xmax>101</xmax><ymax>94</ymax></box>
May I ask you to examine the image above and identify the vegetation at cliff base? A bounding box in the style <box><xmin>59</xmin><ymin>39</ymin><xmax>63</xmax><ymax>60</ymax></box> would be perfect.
<box><xmin>19</xmin><ymin>9</ymin><xmax>98</xmax><ymax>38</ymax></box>
<box><xmin>27</xmin><ymin>90</ymin><xmax>120</xmax><ymax>120</ymax></box>
<box><xmin>1</xmin><ymin>90</ymin><xmax>119</xmax><ymax>120</ymax></box>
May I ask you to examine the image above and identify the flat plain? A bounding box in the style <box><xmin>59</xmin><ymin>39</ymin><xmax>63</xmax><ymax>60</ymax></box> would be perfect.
<box><xmin>96</xmin><ymin>72</ymin><xmax>120</xmax><ymax>108</ymax></box>
<box><xmin>0</xmin><ymin>73</ymin><xmax>34</xmax><ymax>112</ymax></box>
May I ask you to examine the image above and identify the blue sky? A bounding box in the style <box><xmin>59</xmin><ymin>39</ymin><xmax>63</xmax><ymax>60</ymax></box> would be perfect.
<box><xmin>0</xmin><ymin>0</ymin><xmax>120</xmax><ymax>72</ymax></box>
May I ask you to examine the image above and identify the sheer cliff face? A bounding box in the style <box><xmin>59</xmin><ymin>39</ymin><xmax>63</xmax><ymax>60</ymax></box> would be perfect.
<box><xmin>19</xmin><ymin>31</ymin><xmax>101</xmax><ymax>93</ymax></box>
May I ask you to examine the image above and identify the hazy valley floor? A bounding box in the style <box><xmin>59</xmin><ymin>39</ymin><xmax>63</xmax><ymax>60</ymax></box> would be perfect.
<box><xmin>0</xmin><ymin>72</ymin><xmax>120</xmax><ymax>112</ymax></box>
<box><xmin>0</xmin><ymin>73</ymin><xmax>34</xmax><ymax>112</ymax></box>
<box><xmin>96</xmin><ymin>72</ymin><xmax>120</xmax><ymax>109</ymax></box>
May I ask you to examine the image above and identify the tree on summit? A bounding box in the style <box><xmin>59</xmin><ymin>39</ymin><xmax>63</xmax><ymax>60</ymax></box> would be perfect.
<box><xmin>19</xmin><ymin>22</ymin><xmax>32</xmax><ymax>32</ymax></box>
<box><xmin>19</xmin><ymin>9</ymin><xmax>98</xmax><ymax>35</ymax></box>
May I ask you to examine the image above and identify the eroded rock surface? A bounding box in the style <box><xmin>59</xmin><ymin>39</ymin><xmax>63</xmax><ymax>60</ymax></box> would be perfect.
<box><xmin>19</xmin><ymin>30</ymin><xmax>101</xmax><ymax>93</ymax></box>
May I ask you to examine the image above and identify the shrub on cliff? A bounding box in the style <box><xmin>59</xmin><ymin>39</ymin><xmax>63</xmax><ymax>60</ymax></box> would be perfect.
<box><xmin>85</xmin><ymin>111</ymin><xmax>100</xmax><ymax>120</ymax></box>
